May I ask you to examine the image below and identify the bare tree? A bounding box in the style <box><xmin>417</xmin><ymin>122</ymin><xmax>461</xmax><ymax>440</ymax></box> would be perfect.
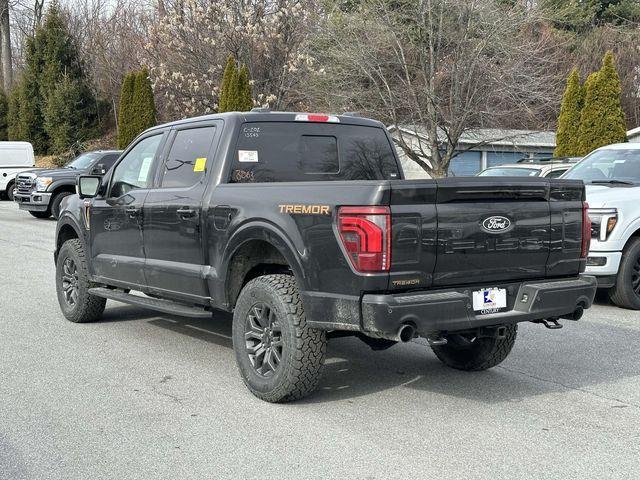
<box><xmin>312</xmin><ymin>0</ymin><xmax>563</xmax><ymax>177</ymax></box>
<box><xmin>0</xmin><ymin>0</ymin><xmax>12</xmax><ymax>91</ymax></box>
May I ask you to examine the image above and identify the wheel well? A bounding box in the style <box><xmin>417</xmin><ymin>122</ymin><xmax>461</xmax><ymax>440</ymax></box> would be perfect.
<box><xmin>52</xmin><ymin>184</ymin><xmax>76</xmax><ymax>196</ymax></box>
<box><xmin>226</xmin><ymin>240</ymin><xmax>292</xmax><ymax>308</ymax></box>
<box><xmin>57</xmin><ymin>224</ymin><xmax>79</xmax><ymax>252</ymax></box>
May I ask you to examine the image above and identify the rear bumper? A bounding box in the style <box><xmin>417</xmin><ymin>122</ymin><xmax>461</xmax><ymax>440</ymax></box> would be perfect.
<box><xmin>360</xmin><ymin>276</ymin><xmax>597</xmax><ymax>337</ymax></box>
<box><xmin>14</xmin><ymin>192</ymin><xmax>52</xmax><ymax>211</ymax></box>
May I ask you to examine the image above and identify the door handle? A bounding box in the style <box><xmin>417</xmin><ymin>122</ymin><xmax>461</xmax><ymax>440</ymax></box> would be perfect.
<box><xmin>176</xmin><ymin>207</ymin><xmax>197</xmax><ymax>220</ymax></box>
<box><xmin>124</xmin><ymin>206</ymin><xmax>140</xmax><ymax>219</ymax></box>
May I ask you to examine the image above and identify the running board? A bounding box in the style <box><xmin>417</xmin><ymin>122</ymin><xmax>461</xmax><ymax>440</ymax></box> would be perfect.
<box><xmin>88</xmin><ymin>288</ymin><xmax>212</xmax><ymax>319</ymax></box>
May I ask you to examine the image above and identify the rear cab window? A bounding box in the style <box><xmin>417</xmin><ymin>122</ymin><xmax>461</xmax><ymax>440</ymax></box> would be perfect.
<box><xmin>229</xmin><ymin>122</ymin><xmax>400</xmax><ymax>183</ymax></box>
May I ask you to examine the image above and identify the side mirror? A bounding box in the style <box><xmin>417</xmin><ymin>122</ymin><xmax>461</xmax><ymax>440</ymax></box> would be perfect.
<box><xmin>77</xmin><ymin>176</ymin><xmax>101</xmax><ymax>199</ymax></box>
<box><xmin>91</xmin><ymin>163</ymin><xmax>107</xmax><ymax>176</ymax></box>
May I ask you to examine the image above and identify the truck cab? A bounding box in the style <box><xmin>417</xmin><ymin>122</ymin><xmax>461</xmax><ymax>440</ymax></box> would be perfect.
<box><xmin>53</xmin><ymin>111</ymin><xmax>596</xmax><ymax>402</ymax></box>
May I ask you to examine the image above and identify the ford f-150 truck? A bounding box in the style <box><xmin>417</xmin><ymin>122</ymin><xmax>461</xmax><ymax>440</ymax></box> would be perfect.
<box><xmin>563</xmin><ymin>142</ymin><xmax>640</xmax><ymax>309</ymax></box>
<box><xmin>54</xmin><ymin>111</ymin><xmax>597</xmax><ymax>402</ymax></box>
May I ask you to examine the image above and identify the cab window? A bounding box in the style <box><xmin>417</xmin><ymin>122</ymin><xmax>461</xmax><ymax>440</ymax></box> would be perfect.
<box><xmin>110</xmin><ymin>135</ymin><xmax>163</xmax><ymax>198</ymax></box>
<box><xmin>160</xmin><ymin>126</ymin><xmax>217</xmax><ymax>188</ymax></box>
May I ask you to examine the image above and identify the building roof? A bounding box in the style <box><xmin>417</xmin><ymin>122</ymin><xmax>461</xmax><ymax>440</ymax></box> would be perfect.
<box><xmin>627</xmin><ymin>126</ymin><xmax>640</xmax><ymax>140</ymax></box>
<box><xmin>387</xmin><ymin>125</ymin><xmax>556</xmax><ymax>149</ymax></box>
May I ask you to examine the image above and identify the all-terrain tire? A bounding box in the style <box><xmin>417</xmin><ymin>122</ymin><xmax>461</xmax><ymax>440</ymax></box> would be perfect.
<box><xmin>56</xmin><ymin>239</ymin><xmax>106</xmax><ymax>323</ymax></box>
<box><xmin>51</xmin><ymin>191</ymin><xmax>73</xmax><ymax>219</ymax></box>
<box><xmin>431</xmin><ymin>324</ymin><xmax>517</xmax><ymax>371</ymax></box>
<box><xmin>29</xmin><ymin>211</ymin><xmax>52</xmax><ymax>219</ymax></box>
<box><xmin>232</xmin><ymin>274</ymin><xmax>326</xmax><ymax>402</ymax></box>
<box><xmin>609</xmin><ymin>237</ymin><xmax>640</xmax><ymax>310</ymax></box>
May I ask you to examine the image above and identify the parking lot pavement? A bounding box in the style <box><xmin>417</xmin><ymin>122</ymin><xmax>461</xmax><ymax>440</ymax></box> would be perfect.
<box><xmin>1</xmin><ymin>200</ymin><xmax>639</xmax><ymax>480</ymax></box>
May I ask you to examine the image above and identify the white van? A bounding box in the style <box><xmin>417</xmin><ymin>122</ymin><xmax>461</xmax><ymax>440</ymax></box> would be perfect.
<box><xmin>0</xmin><ymin>142</ymin><xmax>35</xmax><ymax>201</ymax></box>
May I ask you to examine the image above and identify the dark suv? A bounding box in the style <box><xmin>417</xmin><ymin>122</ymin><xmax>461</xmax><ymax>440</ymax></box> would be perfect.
<box><xmin>14</xmin><ymin>150</ymin><xmax>122</xmax><ymax>219</ymax></box>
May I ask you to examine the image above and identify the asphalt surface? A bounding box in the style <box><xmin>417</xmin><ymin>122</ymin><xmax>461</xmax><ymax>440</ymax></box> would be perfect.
<box><xmin>1</xmin><ymin>200</ymin><xmax>639</xmax><ymax>480</ymax></box>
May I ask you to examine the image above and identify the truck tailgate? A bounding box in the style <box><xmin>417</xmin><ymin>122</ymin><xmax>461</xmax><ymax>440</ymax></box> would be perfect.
<box><xmin>389</xmin><ymin>178</ymin><xmax>585</xmax><ymax>289</ymax></box>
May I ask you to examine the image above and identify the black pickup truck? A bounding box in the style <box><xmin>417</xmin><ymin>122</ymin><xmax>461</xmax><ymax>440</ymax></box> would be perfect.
<box><xmin>54</xmin><ymin>111</ymin><xmax>597</xmax><ymax>402</ymax></box>
<box><xmin>14</xmin><ymin>150</ymin><xmax>121</xmax><ymax>219</ymax></box>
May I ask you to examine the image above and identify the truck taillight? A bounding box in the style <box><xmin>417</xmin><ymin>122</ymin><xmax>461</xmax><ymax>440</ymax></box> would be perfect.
<box><xmin>581</xmin><ymin>201</ymin><xmax>591</xmax><ymax>258</ymax></box>
<box><xmin>337</xmin><ymin>206</ymin><xmax>391</xmax><ymax>272</ymax></box>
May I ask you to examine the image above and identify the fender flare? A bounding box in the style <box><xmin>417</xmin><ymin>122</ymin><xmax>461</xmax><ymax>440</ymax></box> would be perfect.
<box><xmin>54</xmin><ymin>214</ymin><xmax>86</xmax><ymax>263</ymax></box>
<box><xmin>220</xmin><ymin>220</ymin><xmax>307</xmax><ymax>293</ymax></box>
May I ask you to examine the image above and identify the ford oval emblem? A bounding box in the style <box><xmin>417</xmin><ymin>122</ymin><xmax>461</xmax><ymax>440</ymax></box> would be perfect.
<box><xmin>481</xmin><ymin>216</ymin><xmax>511</xmax><ymax>233</ymax></box>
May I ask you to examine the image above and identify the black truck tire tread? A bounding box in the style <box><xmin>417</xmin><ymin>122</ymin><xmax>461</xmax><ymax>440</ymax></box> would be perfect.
<box><xmin>431</xmin><ymin>324</ymin><xmax>517</xmax><ymax>371</ymax></box>
<box><xmin>233</xmin><ymin>274</ymin><xmax>326</xmax><ymax>402</ymax></box>
<box><xmin>29</xmin><ymin>211</ymin><xmax>52</xmax><ymax>219</ymax></box>
<box><xmin>51</xmin><ymin>191</ymin><xmax>73</xmax><ymax>219</ymax></box>
<box><xmin>56</xmin><ymin>239</ymin><xmax>106</xmax><ymax>323</ymax></box>
<box><xmin>609</xmin><ymin>238</ymin><xmax>640</xmax><ymax>310</ymax></box>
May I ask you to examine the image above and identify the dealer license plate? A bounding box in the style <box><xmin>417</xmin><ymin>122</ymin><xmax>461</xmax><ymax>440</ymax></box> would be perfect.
<box><xmin>472</xmin><ymin>288</ymin><xmax>507</xmax><ymax>314</ymax></box>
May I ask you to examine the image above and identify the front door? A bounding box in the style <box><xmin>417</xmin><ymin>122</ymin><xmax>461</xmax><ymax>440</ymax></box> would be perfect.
<box><xmin>90</xmin><ymin>133</ymin><xmax>165</xmax><ymax>289</ymax></box>
<box><xmin>143</xmin><ymin>123</ymin><xmax>219</xmax><ymax>302</ymax></box>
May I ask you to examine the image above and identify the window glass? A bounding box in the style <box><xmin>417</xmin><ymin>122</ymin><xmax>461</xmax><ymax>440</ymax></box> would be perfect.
<box><xmin>110</xmin><ymin>135</ymin><xmax>162</xmax><ymax>197</ymax></box>
<box><xmin>161</xmin><ymin>126</ymin><xmax>217</xmax><ymax>188</ymax></box>
<box><xmin>230</xmin><ymin>122</ymin><xmax>399</xmax><ymax>183</ymax></box>
<box><xmin>546</xmin><ymin>169</ymin><xmax>567</xmax><ymax>178</ymax></box>
<box><xmin>100</xmin><ymin>154</ymin><xmax>120</xmax><ymax>170</ymax></box>
<box><xmin>564</xmin><ymin>149</ymin><xmax>640</xmax><ymax>184</ymax></box>
<box><xmin>65</xmin><ymin>152</ymin><xmax>99</xmax><ymax>170</ymax></box>
<box><xmin>478</xmin><ymin>167</ymin><xmax>539</xmax><ymax>177</ymax></box>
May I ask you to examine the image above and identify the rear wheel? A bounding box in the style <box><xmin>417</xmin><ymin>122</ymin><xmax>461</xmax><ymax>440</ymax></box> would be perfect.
<box><xmin>29</xmin><ymin>211</ymin><xmax>51</xmax><ymax>219</ymax></box>
<box><xmin>51</xmin><ymin>191</ymin><xmax>73</xmax><ymax>219</ymax></box>
<box><xmin>56</xmin><ymin>239</ymin><xmax>106</xmax><ymax>323</ymax></box>
<box><xmin>431</xmin><ymin>324</ymin><xmax>517</xmax><ymax>371</ymax></box>
<box><xmin>232</xmin><ymin>274</ymin><xmax>326</xmax><ymax>402</ymax></box>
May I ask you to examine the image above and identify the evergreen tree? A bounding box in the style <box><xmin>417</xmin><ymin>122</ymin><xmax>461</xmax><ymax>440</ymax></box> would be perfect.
<box><xmin>117</xmin><ymin>72</ymin><xmax>136</xmax><ymax>149</ymax></box>
<box><xmin>236</xmin><ymin>65</ymin><xmax>253</xmax><ymax>111</ymax></box>
<box><xmin>16</xmin><ymin>36</ymin><xmax>48</xmax><ymax>152</ymax></box>
<box><xmin>576</xmin><ymin>51</ymin><xmax>627</xmax><ymax>155</ymax></box>
<box><xmin>0</xmin><ymin>89</ymin><xmax>8</xmax><ymax>141</ymax></box>
<box><xmin>554</xmin><ymin>68</ymin><xmax>584</xmax><ymax>157</ymax></box>
<box><xmin>132</xmin><ymin>68</ymin><xmax>157</xmax><ymax>135</ymax></box>
<box><xmin>44</xmin><ymin>75</ymin><xmax>96</xmax><ymax>154</ymax></box>
<box><xmin>218</xmin><ymin>55</ymin><xmax>237</xmax><ymax>113</ymax></box>
<box><xmin>7</xmin><ymin>84</ymin><xmax>22</xmax><ymax>141</ymax></box>
<box><xmin>8</xmin><ymin>3</ymin><xmax>98</xmax><ymax>154</ymax></box>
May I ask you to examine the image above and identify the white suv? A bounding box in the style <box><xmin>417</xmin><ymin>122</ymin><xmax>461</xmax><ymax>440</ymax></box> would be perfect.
<box><xmin>563</xmin><ymin>143</ymin><xmax>640</xmax><ymax>309</ymax></box>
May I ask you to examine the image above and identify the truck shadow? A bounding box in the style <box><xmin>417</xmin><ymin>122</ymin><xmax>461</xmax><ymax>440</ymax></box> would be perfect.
<box><xmin>141</xmin><ymin>309</ymin><xmax>640</xmax><ymax>405</ymax></box>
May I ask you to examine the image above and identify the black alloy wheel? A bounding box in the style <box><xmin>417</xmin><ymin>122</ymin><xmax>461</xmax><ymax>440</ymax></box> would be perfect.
<box><xmin>244</xmin><ymin>302</ymin><xmax>283</xmax><ymax>377</ymax></box>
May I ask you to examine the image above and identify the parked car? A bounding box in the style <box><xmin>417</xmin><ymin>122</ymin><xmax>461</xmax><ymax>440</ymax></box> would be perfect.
<box><xmin>14</xmin><ymin>150</ymin><xmax>122</xmax><ymax>219</ymax></box>
<box><xmin>54</xmin><ymin>111</ymin><xmax>596</xmax><ymax>402</ymax></box>
<box><xmin>563</xmin><ymin>143</ymin><xmax>640</xmax><ymax>309</ymax></box>
<box><xmin>477</xmin><ymin>156</ymin><xmax>581</xmax><ymax>178</ymax></box>
<box><xmin>0</xmin><ymin>141</ymin><xmax>35</xmax><ymax>202</ymax></box>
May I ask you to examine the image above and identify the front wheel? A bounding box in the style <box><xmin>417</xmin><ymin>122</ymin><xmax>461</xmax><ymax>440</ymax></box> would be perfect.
<box><xmin>431</xmin><ymin>324</ymin><xmax>517</xmax><ymax>371</ymax></box>
<box><xmin>232</xmin><ymin>274</ymin><xmax>326</xmax><ymax>402</ymax></box>
<box><xmin>56</xmin><ymin>239</ymin><xmax>106</xmax><ymax>323</ymax></box>
<box><xmin>51</xmin><ymin>191</ymin><xmax>73</xmax><ymax>219</ymax></box>
<box><xmin>6</xmin><ymin>182</ymin><xmax>15</xmax><ymax>202</ymax></box>
<box><xmin>609</xmin><ymin>238</ymin><xmax>640</xmax><ymax>310</ymax></box>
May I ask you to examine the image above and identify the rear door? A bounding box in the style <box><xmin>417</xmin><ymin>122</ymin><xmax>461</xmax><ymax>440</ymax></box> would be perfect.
<box><xmin>142</xmin><ymin>122</ymin><xmax>221</xmax><ymax>302</ymax></box>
